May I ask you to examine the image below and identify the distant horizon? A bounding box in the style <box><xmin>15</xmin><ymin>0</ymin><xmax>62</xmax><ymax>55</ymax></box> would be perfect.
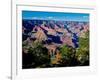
<box><xmin>22</xmin><ymin>19</ymin><xmax>89</xmax><ymax>22</ymax></box>
<box><xmin>22</xmin><ymin>11</ymin><xmax>89</xmax><ymax>22</ymax></box>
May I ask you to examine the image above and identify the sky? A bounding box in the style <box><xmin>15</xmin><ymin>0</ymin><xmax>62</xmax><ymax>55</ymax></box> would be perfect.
<box><xmin>22</xmin><ymin>11</ymin><xmax>89</xmax><ymax>22</ymax></box>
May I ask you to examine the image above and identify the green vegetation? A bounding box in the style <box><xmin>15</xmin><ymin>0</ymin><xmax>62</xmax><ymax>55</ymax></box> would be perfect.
<box><xmin>23</xmin><ymin>42</ymin><xmax>50</xmax><ymax>68</ymax></box>
<box><xmin>57</xmin><ymin>31</ymin><xmax>89</xmax><ymax>66</ymax></box>
<box><xmin>76</xmin><ymin>31</ymin><xmax>89</xmax><ymax>65</ymax></box>
<box><xmin>58</xmin><ymin>45</ymin><xmax>76</xmax><ymax>66</ymax></box>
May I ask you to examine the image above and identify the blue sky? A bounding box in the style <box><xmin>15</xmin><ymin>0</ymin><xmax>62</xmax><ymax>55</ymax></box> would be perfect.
<box><xmin>22</xmin><ymin>11</ymin><xmax>89</xmax><ymax>22</ymax></box>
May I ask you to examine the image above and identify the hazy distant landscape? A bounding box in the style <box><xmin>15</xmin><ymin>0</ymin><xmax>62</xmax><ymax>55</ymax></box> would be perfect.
<box><xmin>22</xmin><ymin>11</ymin><xmax>89</xmax><ymax>69</ymax></box>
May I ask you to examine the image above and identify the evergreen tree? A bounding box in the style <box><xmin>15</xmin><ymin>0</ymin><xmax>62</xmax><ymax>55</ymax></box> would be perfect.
<box><xmin>76</xmin><ymin>31</ymin><xmax>89</xmax><ymax>65</ymax></box>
